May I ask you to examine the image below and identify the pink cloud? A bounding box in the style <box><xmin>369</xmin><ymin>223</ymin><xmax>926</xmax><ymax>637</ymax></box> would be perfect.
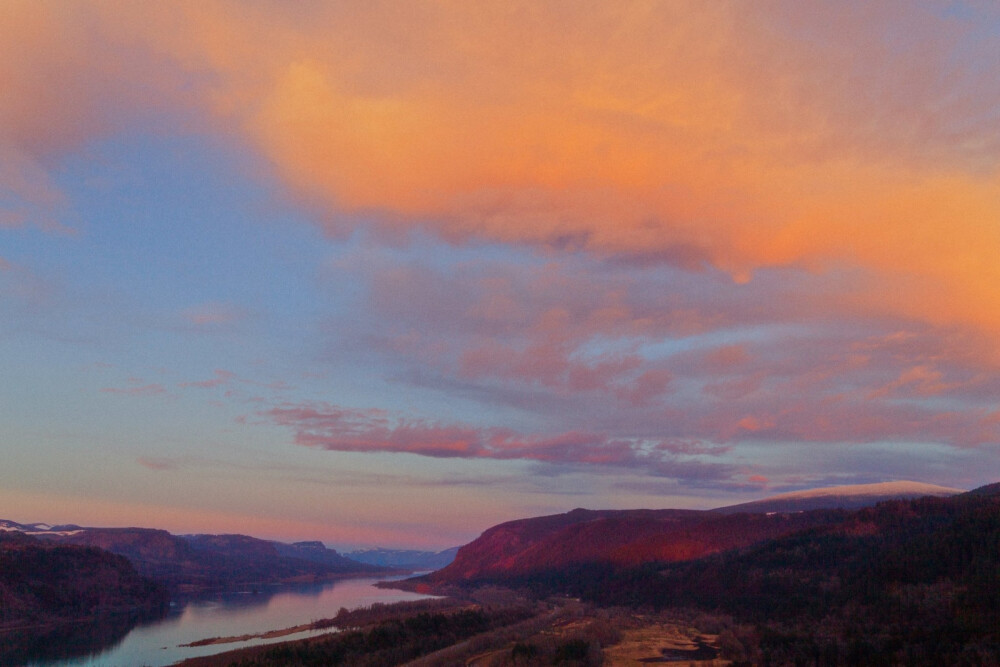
<box><xmin>703</xmin><ymin>345</ymin><xmax>751</xmax><ymax>372</ymax></box>
<box><xmin>458</xmin><ymin>339</ymin><xmax>646</xmax><ymax>398</ymax></box>
<box><xmin>181</xmin><ymin>302</ymin><xmax>247</xmax><ymax>327</ymax></box>
<box><xmin>703</xmin><ymin>374</ymin><xmax>764</xmax><ymax>401</ymax></box>
<box><xmin>867</xmin><ymin>364</ymin><xmax>958</xmax><ymax>400</ymax></box>
<box><xmin>101</xmin><ymin>383</ymin><xmax>166</xmax><ymax>397</ymax></box>
<box><xmin>362</xmin><ymin>260</ymin><xmax>735</xmax><ymax>407</ymax></box>
<box><xmin>338</xmin><ymin>254</ymin><xmax>1000</xmax><ymax>451</ymax></box>
<box><xmin>263</xmin><ymin>402</ymin><xmax>733</xmax><ymax>480</ymax></box>
<box><xmin>180</xmin><ymin>369</ymin><xmax>237</xmax><ymax>389</ymax></box>
<box><xmin>136</xmin><ymin>457</ymin><xmax>178</xmax><ymax>471</ymax></box>
<box><xmin>617</xmin><ymin>367</ymin><xmax>674</xmax><ymax>406</ymax></box>
<box><xmin>699</xmin><ymin>397</ymin><xmax>1000</xmax><ymax>448</ymax></box>
<box><xmin>735</xmin><ymin>415</ymin><xmax>776</xmax><ymax>433</ymax></box>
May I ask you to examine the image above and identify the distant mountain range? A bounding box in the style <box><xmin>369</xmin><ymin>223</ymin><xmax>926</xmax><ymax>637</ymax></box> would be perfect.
<box><xmin>345</xmin><ymin>547</ymin><xmax>460</xmax><ymax>571</ymax></box>
<box><xmin>0</xmin><ymin>521</ymin><xmax>389</xmax><ymax>594</ymax></box>
<box><xmin>1</xmin><ymin>480</ymin><xmax>965</xmax><ymax>596</ymax></box>
<box><xmin>419</xmin><ymin>481</ymin><xmax>966</xmax><ymax>586</ymax></box>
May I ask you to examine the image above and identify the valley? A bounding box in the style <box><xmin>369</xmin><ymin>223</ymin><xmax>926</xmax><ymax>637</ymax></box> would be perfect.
<box><xmin>5</xmin><ymin>480</ymin><xmax>999</xmax><ymax>665</ymax></box>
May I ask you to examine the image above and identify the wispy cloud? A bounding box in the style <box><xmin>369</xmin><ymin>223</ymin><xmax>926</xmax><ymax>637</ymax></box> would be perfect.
<box><xmin>180</xmin><ymin>302</ymin><xmax>248</xmax><ymax>328</ymax></box>
<box><xmin>180</xmin><ymin>369</ymin><xmax>237</xmax><ymax>389</ymax></box>
<box><xmin>136</xmin><ymin>456</ymin><xmax>179</xmax><ymax>471</ymax></box>
<box><xmin>263</xmin><ymin>401</ymin><xmax>734</xmax><ymax>481</ymax></box>
<box><xmin>101</xmin><ymin>382</ymin><xmax>167</xmax><ymax>397</ymax></box>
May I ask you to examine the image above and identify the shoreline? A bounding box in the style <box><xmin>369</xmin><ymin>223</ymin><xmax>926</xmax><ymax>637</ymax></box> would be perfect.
<box><xmin>180</xmin><ymin>622</ymin><xmax>331</xmax><ymax>647</ymax></box>
<box><xmin>179</xmin><ymin>595</ymin><xmax>463</xmax><ymax>653</ymax></box>
<box><xmin>179</xmin><ymin>583</ymin><xmax>453</xmax><ymax>650</ymax></box>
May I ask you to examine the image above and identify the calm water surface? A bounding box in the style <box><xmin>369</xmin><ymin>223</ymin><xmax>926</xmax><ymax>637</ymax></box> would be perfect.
<box><xmin>22</xmin><ymin>575</ymin><xmax>435</xmax><ymax>667</ymax></box>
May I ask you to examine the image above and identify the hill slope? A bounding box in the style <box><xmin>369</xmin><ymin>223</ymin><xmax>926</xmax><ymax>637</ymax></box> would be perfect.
<box><xmin>0</xmin><ymin>532</ymin><xmax>168</xmax><ymax>629</ymax></box>
<box><xmin>422</xmin><ymin>481</ymin><xmax>966</xmax><ymax>587</ymax></box>
<box><xmin>424</xmin><ymin>507</ymin><xmax>847</xmax><ymax>585</ymax></box>
<box><xmin>529</xmin><ymin>492</ymin><xmax>1000</xmax><ymax>664</ymax></box>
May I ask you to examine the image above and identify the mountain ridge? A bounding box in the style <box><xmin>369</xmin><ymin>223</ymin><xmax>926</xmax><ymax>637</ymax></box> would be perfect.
<box><xmin>479</xmin><ymin>490</ymin><xmax>1000</xmax><ymax>664</ymax></box>
<box><xmin>420</xmin><ymin>480</ymin><xmax>968</xmax><ymax>586</ymax></box>
<box><xmin>0</xmin><ymin>521</ymin><xmax>390</xmax><ymax>594</ymax></box>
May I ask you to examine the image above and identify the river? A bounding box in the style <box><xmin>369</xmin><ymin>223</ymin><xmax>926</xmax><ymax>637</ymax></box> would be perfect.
<box><xmin>10</xmin><ymin>575</ymin><xmax>436</xmax><ymax>667</ymax></box>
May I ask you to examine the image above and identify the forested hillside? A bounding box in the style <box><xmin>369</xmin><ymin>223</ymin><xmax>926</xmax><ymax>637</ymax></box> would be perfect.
<box><xmin>499</xmin><ymin>490</ymin><xmax>1000</xmax><ymax>664</ymax></box>
<box><xmin>0</xmin><ymin>532</ymin><xmax>168</xmax><ymax>628</ymax></box>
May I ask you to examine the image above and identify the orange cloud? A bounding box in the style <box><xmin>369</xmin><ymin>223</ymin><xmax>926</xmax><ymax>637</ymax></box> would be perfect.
<box><xmin>0</xmin><ymin>1</ymin><xmax>182</xmax><ymax>230</ymax></box>
<box><xmin>5</xmin><ymin>1</ymin><xmax>1000</xmax><ymax>338</ymax></box>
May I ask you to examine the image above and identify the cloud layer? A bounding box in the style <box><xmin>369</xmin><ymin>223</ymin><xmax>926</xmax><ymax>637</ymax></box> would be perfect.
<box><xmin>5</xmin><ymin>2</ymin><xmax>1000</xmax><ymax>518</ymax></box>
<box><xmin>5</xmin><ymin>2</ymin><xmax>1000</xmax><ymax>338</ymax></box>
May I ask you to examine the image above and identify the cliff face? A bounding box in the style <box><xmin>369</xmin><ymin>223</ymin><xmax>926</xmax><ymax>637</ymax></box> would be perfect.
<box><xmin>0</xmin><ymin>533</ymin><xmax>168</xmax><ymax>629</ymax></box>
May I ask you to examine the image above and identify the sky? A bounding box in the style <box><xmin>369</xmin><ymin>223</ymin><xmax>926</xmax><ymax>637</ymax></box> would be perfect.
<box><xmin>3</xmin><ymin>1</ymin><xmax>1000</xmax><ymax>550</ymax></box>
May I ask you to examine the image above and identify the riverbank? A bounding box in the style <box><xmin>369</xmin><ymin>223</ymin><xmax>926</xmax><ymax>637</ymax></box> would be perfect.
<box><xmin>180</xmin><ymin>623</ymin><xmax>317</xmax><ymax>647</ymax></box>
<box><xmin>180</xmin><ymin>596</ymin><xmax>463</xmax><ymax>648</ymax></box>
<box><xmin>175</xmin><ymin>592</ymin><xmax>734</xmax><ymax>667</ymax></box>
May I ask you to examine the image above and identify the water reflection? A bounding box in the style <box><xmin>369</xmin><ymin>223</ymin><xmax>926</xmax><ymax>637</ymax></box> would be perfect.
<box><xmin>0</xmin><ymin>609</ymin><xmax>162</xmax><ymax>665</ymax></box>
<box><xmin>11</xmin><ymin>576</ymin><xmax>433</xmax><ymax>667</ymax></box>
<box><xmin>174</xmin><ymin>582</ymin><xmax>317</xmax><ymax>613</ymax></box>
